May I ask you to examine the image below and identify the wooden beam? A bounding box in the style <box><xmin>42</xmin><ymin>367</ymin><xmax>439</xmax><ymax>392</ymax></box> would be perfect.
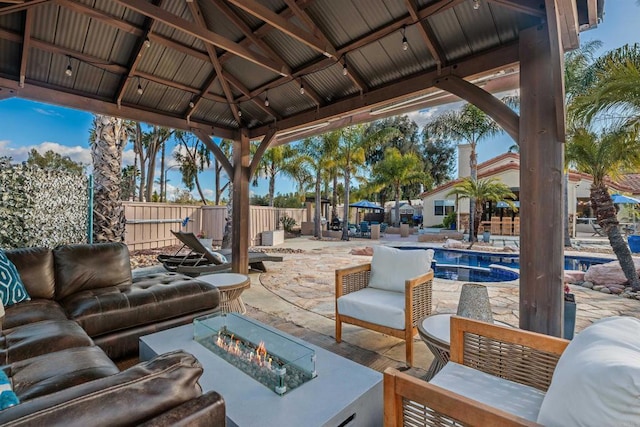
<box><xmin>434</xmin><ymin>75</ymin><xmax>519</xmax><ymax>142</ymax></box>
<box><xmin>186</xmin><ymin>73</ymin><xmax>218</xmax><ymax>122</ymax></box>
<box><xmin>0</xmin><ymin>87</ymin><xmax>17</xmax><ymax>100</ymax></box>
<box><xmin>227</xmin><ymin>0</ymin><xmax>336</xmax><ymax>58</ymax></box>
<box><xmin>250</xmin><ymin>42</ymin><xmax>519</xmax><ymax>139</ymax></box>
<box><xmin>545</xmin><ymin>0</ymin><xmax>567</xmax><ymax>139</ymax></box>
<box><xmin>56</xmin><ymin>0</ymin><xmax>143</xmax><ymax>37</ymax></box>
<box><xmin>249</xmin><ymin>128</ymin><xmax>276</xmax><ymax>179</ymax></box>
<box><xmin>555</xmin><ymin>0</ymin><xmax>579</xmax><ymax>50</ymax></box>
<box><xmin>224</xmin><ymin>72</ymin><xmax>282</xmax><ymax>120</ymax></box>
<box><xmin>586</xmin><ymin>0</ymin><xmax>598</xmax><ymax>28</ymax></box>
<box><xmin>115</xmin><ymin>1</ymin><xmax>160</xmax><ymax>107</ymax></box>
<box><xmin>210</xmin><ymin>0</ymin><xmax>288</xmax><ymax>68</ymax></box>
<box><xmin>19</xmin><ymin>7</ymin><xmax>33</xmax><ymax>88</ymax></box>
<box><xmin>147</xmin><ymin>33</ymin><xmax>209</xmax><ymax>62</ymax></box>
<box><xmin>0</xmin><ymin>76</ymin><xmax>237</xmax><ymax>139</ymax></box>
<box><xmin>193</xmin><ymin>129</ymin><xmax>233</xmax><ymax>177</ymax></box>
<box><xmin>0</xmin><ymin>0</ymin><xmax>50</xmax><ymax>16</ymax></box>
<box><xmin>0</xmin><ymin>27</ymin><xmax>128</xmax><ymax>75</ymax></box>
<box><xmin>112</xmin><ymin>0</ymin><xmax>290</xmax><ymax>76</ymax></box>
<box><xmin>187</xmin><ymin>1</ymin><xmax>241</xmax><ymax>124</ymax></box>
<box><xmin>232</xmin><ymin>129</ymin><xmax>251</xmax><ymax>274</ymax></box>
<box><xmin>518</xmin><ymin>24</ymin><xmax>564</xmax><ymax>337</ymax></box>
<box><xmin>486</xmin><ymin>0</ymin><xmax>546</xmax><ymax>17</ymax></box>
<box><xmin>403</xmin><ymin>0</ymin><xmax>445</xmax><ymax>65</ymax></box>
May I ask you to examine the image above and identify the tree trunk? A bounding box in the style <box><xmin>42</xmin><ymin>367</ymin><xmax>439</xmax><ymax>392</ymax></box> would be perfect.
<box><xmin>332</xmin><ymin>172</ymin><xmax>338</xmax><ymax>220</ymax></box>
<box><xmin>159</xmin><ymin>143</ymin><xmax>166</xmax><ymax>202</ymax></box>
<box><xmin>222</xmin><ymin>183</ymin><xmax>233</xmax><ymax>249</ymax></box>
<box><xmin>468</xmin><ymin>143</ymin><xmax>477</xmax><ymax>242</ymax></box>
<box><xmin>92</xmin><ymin>115</ymin><xmax>127</xmax><ymax>243</ymax></box>
<box><xmin>394</xmin><ymin>184</ymin><xmax>401</xmax><ymax>227</ymax></box>
<box><xmin>269</xmin><ymin>173</ymin><xmax>275</xmax><ymax>207</ymax></box>
<box><xmin>315</xmin><ymin>169</ymin><xmax>322</xmax><ymax>239</ymax></box>
<box><xmin>592</xmin><ymin>185</ymin><xmax>640</xmax><ymax>291</ymax></box>
<box><xmin>564</xmin><ymin>172</ymin><xmax>572</xmax><ymax>247</ymax></box>
<box><xmin>342</xmin><ymin>168</ymin><xmax>351</xmax><ymax>240</ymax></box>
<box><xmin>135</xmin><ymin>123</ymin><xmax>146</xmax><ymax>202</ymax></box>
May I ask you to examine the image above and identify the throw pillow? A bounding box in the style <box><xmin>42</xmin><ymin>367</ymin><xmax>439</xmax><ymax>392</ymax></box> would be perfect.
<box><xmin>537</xmin><ymin>316</ymin><xmax>640</xmax><ymax>426</ymax></box>
<box><xmin>368</xmin><ymin>246</ymin><xmax>433</xmax><ymax>293</ymax></box>
<box><xmin>206</xmin><ymin>249</ymin><xmax>228</xmax><ymax>265</ymax></box>
<box><xmin>0</xmin><ymin>250</ymin><xmax>30</xmax><ymax>307</ymax></box>
<box><xmin>0</xmin><ymin>370</ymin><xmax>19</xmax><ymax>410</ymax></box>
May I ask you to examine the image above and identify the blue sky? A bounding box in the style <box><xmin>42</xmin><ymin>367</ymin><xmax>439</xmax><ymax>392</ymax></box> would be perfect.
<box><xmin>1</xmin><ymin>1</ymin><xmax>638</xmax><ymax>200</ymax></box>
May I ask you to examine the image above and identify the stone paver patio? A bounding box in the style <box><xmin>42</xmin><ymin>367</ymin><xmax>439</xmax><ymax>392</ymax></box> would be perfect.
<box><xmin>243</xmin><ymin>236</ymin><xmax>640</xmax><ymax>372</ymax></box>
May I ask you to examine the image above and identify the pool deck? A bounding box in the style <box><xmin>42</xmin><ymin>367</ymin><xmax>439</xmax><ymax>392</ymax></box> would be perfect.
<box><xmin>237</xmin><ymin>233</ymin><xmax>639</xmax><ymax>373</ymax></box>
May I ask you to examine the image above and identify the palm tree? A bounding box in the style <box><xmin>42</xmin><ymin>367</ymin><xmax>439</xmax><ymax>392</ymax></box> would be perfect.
<box><xmin>337</xmin><ymin>125</ymin><xmax>398</xmax><ymax>240</ymax></box>
<box><xmin>252</xmin><ymin>144</ymin><xmax>299</xmax><ymax>207</ymax></box>
<box><xmin>369</xmin><ymin>148</ymin><xmax>428</xmax><ymax>226</ymax></box>
<box><xmin>90</xmin><ymin>115</ymin><xmax>131</xmax><ymax>242</ymax></box>
<box><xmin>446</xmin><ymin>177</ymin><xmax>517</xmax><ymax>249</ymax></box>
<box><xmin>174</xmin><ymin>133</ymin><xmax>211</xmax><ymax>204</ymax></box>
<box><xmin>300</xmin><ymin>134</ymin><xmax>339</xmax><ymax>238</ymax></box>
<box><xmin>565</xmin><ymin>125</ymin><xmax>640</xmax><ymax>291</ymax></box>
<box><xmin>214</xmin><ymin>139</ymin><xmax>232</xmax><ymax>205</ymax></box>
<box><xmin>426</xmin><ymin>104</ymin><xmax>502</xmax><ymax>241</ymax></box>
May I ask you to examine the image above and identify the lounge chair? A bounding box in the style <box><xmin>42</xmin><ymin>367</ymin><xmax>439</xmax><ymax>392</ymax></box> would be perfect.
<box><xmin>159</xmin><ymin>231</ymin><xmax>283</xmax><ymax>276</ymax></box>
<box><xmin>359</xmin><ymin>222</ymin><xmax>370</xmax><ymax>238</ymax></box>
<box><xmin>591</xmin><ymin>222</ymin><xmax>605</xmax><ymax>236</ymax></box>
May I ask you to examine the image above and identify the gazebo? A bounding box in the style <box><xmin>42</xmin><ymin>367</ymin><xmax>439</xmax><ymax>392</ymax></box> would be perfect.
<box><xmin>0</xmin><ymin>0</ymin><xmax>604</xmax><ymax>337</ymax></box>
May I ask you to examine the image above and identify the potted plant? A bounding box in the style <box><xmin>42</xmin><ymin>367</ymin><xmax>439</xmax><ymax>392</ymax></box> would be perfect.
<box><xmin>564</xmin><ymin>283</ymin><xmax>576</xmax><ymax>340</ymax></box>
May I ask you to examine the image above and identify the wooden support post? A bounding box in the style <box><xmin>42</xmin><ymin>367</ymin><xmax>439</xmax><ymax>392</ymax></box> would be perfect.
<box><xmin>232</xmin><ymin>129</ymin><xmax>250</xmax><ymax>274</ymax></box>
<box><xmin>518</xmin><ymin>24</ymin><xmax>565</xmax><ymax>337</ymax></box>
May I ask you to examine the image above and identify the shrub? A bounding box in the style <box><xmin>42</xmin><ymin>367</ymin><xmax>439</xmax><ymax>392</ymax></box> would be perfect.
<box><xmin>442</xmin><ymin>211</ymin><xmax>457</xmax><ymax>229</ymax></box>
<box><xmin>279</xmin><ymin>215</ymin><xmax>297</xmax><ymax>232</ymax></box>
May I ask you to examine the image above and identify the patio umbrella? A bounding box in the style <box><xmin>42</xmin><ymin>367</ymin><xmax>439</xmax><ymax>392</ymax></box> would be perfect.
<box><xmin>611</xmin><ymin>194</ymin><xmax>640</xmax><ymax>204</ymax></box>
<box><xmin>611</xmin><ymin>194</ymin><xmax>640</xmax><ymax>230</ymax></box>
<box><xmin>348</xmin><ymin>200</ymin><xmax>384</xmax><ymax>210</ymax></box>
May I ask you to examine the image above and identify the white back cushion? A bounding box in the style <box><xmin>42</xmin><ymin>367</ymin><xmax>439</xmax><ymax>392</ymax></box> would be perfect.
<box><xmin>368</xmin><ymin>246</ymin><xmax>433</xmax><ymax>293</ymax></box>
<box><xmin>537</xmin><ymin>316</ymin><xmax>640</xmax><ymax>426</ymax></box>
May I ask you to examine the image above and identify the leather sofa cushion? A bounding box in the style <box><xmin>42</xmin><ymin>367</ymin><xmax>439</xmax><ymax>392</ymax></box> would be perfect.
<box><xmin>3</xmin><ymin>300</ymin><xmax>68</xmax><ymax>330</ymax></box>
<box><xmin>0</xmin><ymin>320</ymin><xmax>94</xmax><ymax>365</ymax></box>
<box><xmin>53</xmin><ymin>243</ymin><xmax>132</xmax><ymax>301</ymax></box>
<box><xmin>5</xmin><ymin>345</ymin><xmax>119</xmax><ymax>402</ymax></box>
<box><xmin>0</xmin><ymin>351</ymin><xmax>204</xmax><ymax>427</ymax></box>
<box><xmin>5</xmin><ymin>247</ymin><xmax>55</xmax><ymax>300</ymax></box>
<box><xmin>61</xmin><ymin>273</ymin><xmax>220</xmax><ymax>338</ymax></box>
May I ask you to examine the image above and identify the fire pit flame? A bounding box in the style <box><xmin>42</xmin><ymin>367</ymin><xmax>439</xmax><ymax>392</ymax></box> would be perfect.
<box><xmin>216</xmin><ymin>333</ymin><xmax>274</xmax><ymax>371</ymax></box>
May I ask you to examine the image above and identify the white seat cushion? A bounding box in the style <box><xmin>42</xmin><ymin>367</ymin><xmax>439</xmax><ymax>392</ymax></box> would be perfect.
<box><xmin>537</xmin><ymin>316</ymin><xmax>640</xmax><ymax>427</ymax></box>
<box><xmin>430</xmin><ymin>362</ymin><xmax>545</xmax><ymax>422</ymax></box>
<box><xmin>337</xmin><ymin>287</ymin><xmax>405</xmax><ymax>330</ymax></box>
<box><xmin>368</xmin><ymin>246</ymin><xmax>433</xmax><ymax>293</ymax></box>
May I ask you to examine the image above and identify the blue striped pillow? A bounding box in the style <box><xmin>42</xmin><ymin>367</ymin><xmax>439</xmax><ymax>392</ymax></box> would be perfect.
<box><xmin>0</xmin><ymin>250</ymin><xmax>30</xmax><ymax>307</ymax></box>
<box><xmin>0</xmin><ymin>370</ymin><xmax>18</xmax><ymax>410</ymax></box>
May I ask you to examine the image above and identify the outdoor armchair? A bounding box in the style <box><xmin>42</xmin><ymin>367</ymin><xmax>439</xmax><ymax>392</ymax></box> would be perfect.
<box><xmin>335</xmin><ymin>246</ymin><xmax>434</xmax><ymax>366</ymax></box>
<box><xmin>384</xmin><ymin>315</ymin><xmax>640</xmax><ymax>427</ymax></box>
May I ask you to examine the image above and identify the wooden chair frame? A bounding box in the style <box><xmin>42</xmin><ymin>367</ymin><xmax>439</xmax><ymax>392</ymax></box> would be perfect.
<box><xmin>383</xmin><ymin>316</ymin><xmax>570</xmax><ymax>426</ymax></box>
<box><xmin>335</xmin><ymin>263</ymin><xmax>433</xmax><ymax>366</ymax></box>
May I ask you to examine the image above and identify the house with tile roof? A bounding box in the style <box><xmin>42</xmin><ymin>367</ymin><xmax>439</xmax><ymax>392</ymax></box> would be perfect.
<box><xmin>419</xmin><ymin>147</ymin><xmax>639</xmax><ymax>233</ymax></box>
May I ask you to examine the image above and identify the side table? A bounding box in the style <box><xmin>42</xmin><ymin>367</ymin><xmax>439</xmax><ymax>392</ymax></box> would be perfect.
<box><xmin>197</xmin><ymin>273</ymin><xmax>251</xmax><ymax>314</ymax></box>
<box><xmin>418</xmin><ymin>313</ymin><xmax>511</xmax><ymax>380</ymax></box>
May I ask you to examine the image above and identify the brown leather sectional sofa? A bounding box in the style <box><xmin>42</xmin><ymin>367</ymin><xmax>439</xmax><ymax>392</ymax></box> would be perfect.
<box><xmin>0</xmin><ymin>242</ymin><xmax>225</xmax><ymax>426</ymax></box>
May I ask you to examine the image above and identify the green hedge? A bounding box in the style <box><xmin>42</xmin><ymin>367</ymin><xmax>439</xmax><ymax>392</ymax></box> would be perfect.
<box><xmin>0</xmin><ymin>163</ymin><xmax>88</xmax><ymax>249</ymax></box>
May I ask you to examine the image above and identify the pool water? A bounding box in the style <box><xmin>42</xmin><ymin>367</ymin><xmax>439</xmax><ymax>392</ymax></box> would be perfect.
<box><xmin>397</xmin><ymin>247</ymin><xmax>610</xmax><ymax>282</ymax></box>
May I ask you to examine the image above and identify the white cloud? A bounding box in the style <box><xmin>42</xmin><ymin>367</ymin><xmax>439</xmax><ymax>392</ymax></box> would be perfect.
<box><xmin>0</xmin><ymin>140</ymin><xmax>135</xmax><ymax>168</ymax></box>
<box><xmin>33</xmin><ymin>108</ymin><xmax>63</xmax><ymax>117</ymax></box>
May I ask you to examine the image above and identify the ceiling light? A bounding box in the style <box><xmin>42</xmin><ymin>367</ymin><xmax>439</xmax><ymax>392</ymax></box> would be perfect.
<box><xmin>189</xmin><ymin>101</ymin><xmax>195</xmax><ymax>108</ymax></box>
<box><xmin>299</xmin><ymin>83</ymin><xmax>305</xmax><ymax>95</ymax></box>
<box><xmin>137</xmin><ymin>78</ymin><xmax>143</xmax><ymax>95</ymax></box>
<box><xmin>342</xmin><ymin>59</ymin><xmax>348</xmax><ymax>76</ymax></box>
<box><xmin>144</xmin><ymin>37</ymin><xmax>151</xmax><ymax>48</ymax></box>
<box><xmin>473</xmin><ymin>0</ymin><xmax>480</xmax><ymax>10</ymax></box>
<box><xmin>264</xmin><ymin>91</ymin><xmax>270</xmax><ymax>107</ymax></box>
<box><xmin>402</xmin><ymin>26</ymin><xmax>409</xmax><ymax>51</ymax></box>
<box><xmin>238</xmin><ymin>110</ymin><xmax>242</xmax><ymax>117</ymax></box>
<box><xmin>65</xmin><ymin>57</ymin><xmax>73</xmax><ymax>77</ymax></box>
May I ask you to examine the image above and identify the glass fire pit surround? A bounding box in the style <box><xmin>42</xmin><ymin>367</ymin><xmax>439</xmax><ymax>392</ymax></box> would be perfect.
<box><xmin>194</xmin><ymin>313</ymin><xmax>316</xmax><ymax>395</ymax></box>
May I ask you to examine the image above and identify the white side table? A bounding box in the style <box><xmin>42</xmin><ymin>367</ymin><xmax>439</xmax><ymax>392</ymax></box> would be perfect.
<box><xmin>197</xmin><ymin>273</ymin><xmax>250</xmax><ymax>314</ymax></box>
<box><xmin>418</xmin><ymin>313</ymin><xmax>511</xmax><ymax>380</ymax></box>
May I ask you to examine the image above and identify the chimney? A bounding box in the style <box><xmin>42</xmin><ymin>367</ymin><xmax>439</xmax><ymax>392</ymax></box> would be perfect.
<box><xmin>458</xmin><ymin>144</ymin><xmax>472</xmax><ymax>178</ymax></box>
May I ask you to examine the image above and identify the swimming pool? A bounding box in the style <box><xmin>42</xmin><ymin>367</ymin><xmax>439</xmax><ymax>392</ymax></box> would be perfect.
<box><xmin>396</xmin><ymin>247</ymin><xmax>611</xmax><ymax>282</ymax></box>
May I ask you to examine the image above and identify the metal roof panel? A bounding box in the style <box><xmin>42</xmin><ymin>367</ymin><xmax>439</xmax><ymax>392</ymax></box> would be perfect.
<box><xmin>0</xmin><ymin>39</ymin><xmax>19</xmax><ymax>77</ymax></box>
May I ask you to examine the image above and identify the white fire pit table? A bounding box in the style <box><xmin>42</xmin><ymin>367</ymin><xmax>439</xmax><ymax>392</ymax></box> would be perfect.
<box><xmin>140</xmin><ymin>320</ymin><xmax>383</xmax><ymax>427</ymax></box>
<box><xmin>197</xmin><ymin>273</ymin><xmax>250</xmax><ymax>314</ymax></box>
